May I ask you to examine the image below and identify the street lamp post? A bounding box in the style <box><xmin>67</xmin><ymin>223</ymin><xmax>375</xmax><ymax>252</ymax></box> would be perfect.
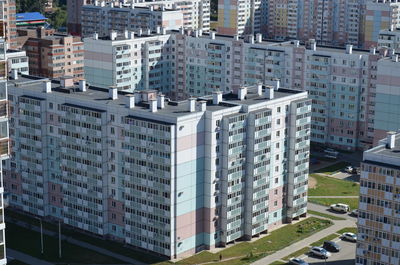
<box><xmin>35</xmin><ymin>217</ymin><xmax>43</xmax><ymax>255</ymax></box>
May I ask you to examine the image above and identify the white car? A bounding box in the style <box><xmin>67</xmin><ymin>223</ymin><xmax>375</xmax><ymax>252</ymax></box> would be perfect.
<box><xmin>345</xmin><ymin>166</ymin><xmax>354</xmax><ymax>173</ymax></box>
<box><xmin>342</xmin><ymin>232</ymin><xmax>357</xmax><ymax>242</ymax></box>
<box><xmin>309</xmin><ymin>247</ymin><xmax>331</xmax><ymax>258</ymax></box>
<box><xmin>330</xmin><ymin>203</ymin><xmax>350</xmax><ymax>213</ymax></box>
<box><xmin>289</xmin><ymin>257</ymin><xmax>309</xmax><ymax>265</ymax></box>
<box><xmin>350</xmin><ymin>209</ymin><xmax>359</xmax><ymax>217</ymax></box>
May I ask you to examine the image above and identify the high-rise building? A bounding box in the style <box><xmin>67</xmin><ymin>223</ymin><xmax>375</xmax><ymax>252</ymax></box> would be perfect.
<box><xmin>67</xmin><ymin>0</ymin><xmax>93</xmax><ymax>36</ymax></box>
<box><xmin>5</xmin><ymin>75</ymin><xmax>310</xmax><ymax>259</ymax></box>
<box><xmin>81</xmin><ymin>2</ymin><xmax>184</xmax><ymax>38</ymax></box>
<box><xmin>378</xmin><ymin>27</ymin><xmax>400</xmax><ymax>52</ymax></box>
<box><xmin>5</xmin><ymin>49</ymin><xmax>29</xmax><ymax>75</ymax></box>
<box><xmin>0</xmin><ymin>0</ymin><xmax>17</xmax><ymax>49</ymax></box>
<box><xmin>216</xmin><ymin>0</ymin><xmax>261</xmax><ymax>35</ymax></box>
<box><xmin>363</xmin><ymin>0</ymin><xmax>400</xmax><ymax>49</ymax></box>
<box><xmin>356</xmin><ymin>131</ymin><xmax>400</xmax><ymax>265</ymax></box>
<box><xmin>23</xmin><ymin>33</ymin><xmax>84</xmax><ymax>80</ymax></box>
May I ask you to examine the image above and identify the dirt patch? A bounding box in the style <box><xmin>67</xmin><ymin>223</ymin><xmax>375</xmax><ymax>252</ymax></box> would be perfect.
<box><xmin>308</xmin><ymin>175</ymin><xmax>317</xmax><ymax>189</ymax></box>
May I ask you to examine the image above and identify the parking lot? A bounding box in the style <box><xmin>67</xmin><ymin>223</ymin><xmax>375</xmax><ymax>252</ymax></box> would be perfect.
<box><xmin>300</xmin><ymin>238</ymin><xmax>356</xmax><ymax>265</ymax></box>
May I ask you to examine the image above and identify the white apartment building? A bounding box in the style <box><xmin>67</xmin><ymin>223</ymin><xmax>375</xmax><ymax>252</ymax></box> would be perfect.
<box><xmin>5</xmin><ymin>50</ymin><xmax>29</xmax><ymax>75</ymax></box>
<box><xmin>5</xmin><ymin>75</ymin><xmax>310</xmax><ymax>258</ymax></box>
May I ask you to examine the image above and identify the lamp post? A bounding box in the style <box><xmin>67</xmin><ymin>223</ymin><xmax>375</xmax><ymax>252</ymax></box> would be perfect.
<box><xmin>35</xmin><ymin>217</ymin><xmax>43</xmax><ymax>255</ymax></box>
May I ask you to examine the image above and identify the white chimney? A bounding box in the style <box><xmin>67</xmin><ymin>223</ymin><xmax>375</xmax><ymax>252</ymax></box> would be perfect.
<box><xmin>392</xmin><ymin>54</ymin><xmax>399</xmax><ymax>62</ymax></box>
<box><xmin>93</xmin><ymin>32</ymin><xmax>98</xmax><ymax>40</ymax></box>
<box><xmin>109</xmin><ymin>87</ymin><xmax>118</xmax><ymax>100</ymax></box>
<box><xmin>390</xmin><ymin>24</ymin><xmax>394</xmax><ymax>31</ymax></box>
<box><xmin>150</xmin><ymin>99</ymin><xmax>157</xmax><ymax>112</ymax></box>
<box><xmin>188</xmin><ymin>98</ymin><xmax>196</xmax><ymax>112</ymax></box>
<box><xmin>110</xmin><ymin>31</ymin><xmax>117</xmax><ymax>40</ymax></box>
<box><xmin>110</xmin><ymin>1</ymin><xmax>114</xmax><ymax>8</ymax></box>
<box><xmin>346</xmin><ymin>44</ymin><xmax>353</xmax><ymax>54</ymax></box>
<box><xmin>257</xmin><ymin>83</ymin><xmax>263</xmax><ymax>96</ymax></box>
<box><xmin>158</xmin><ymin>94</ymin><xmax>165</xmax><ymax>109</ymax></box>
<box><xmin>370</xmin><ymin>47</ymin><xmax>376</xmax><ymax>55</ymax></box>
<box><xmin>79</xmin><ymin>79</ymin><xmax>86</xmax><ymax>92</ymax></box>
<box><xmin>293</xmin><ymin>40</ymin><xmax>300</xmax><ymax>47</ymax></box>
<box><xmin>194</xmin><ymin>30</ymin><xmax>199</xmax><ymax>38</ymax></box>
<box><xmin>213</xmin><ymin>91</ymin><xmax>222</xmax><ymax>105</ymax></box>
<box><xmin>156</xmin><ymin>26</ymin><xmax>160</xmax><ymax>34</ymax></box>
<box><xmin>233</xmin><ymin>35</ymin><xmax>239</xmax><ymax>41</ymax></box>
<box><xmin>210</xmin><ymin>31</ymin><xmax>216</xmax><ymax>40</ymax></box>
<box><xmin>162</xmin><ymin>27</ymin><xmax>167</xmax><ymax>35</ymax></box>
<box><xmin>248</xmin><ymin>35</ymin><xmax>254</xmax><ymax>44</ymax></box>
<box><xmin>198</xmin><ymin>29</ymin><xmax>203</xmax><ymax>36</ymax></box>
<box><xmin>198</xmin><ymin>100</ymin><xmax>207</xmax><ymax>112</ymax></box>
<box><xmin>265</xmin><ymin>86</ymin><xmax>274</xmax><ymax>99</ymax></box>
<box><xmin>146</xmin><ymin>28</ymin><xmax>151</xmax><ymax>35</ymax></box>
<box><xmin>138</xmin><ymin>28</ymin><xmax>143</xmax><ymax>36</ymax></box>
<box><xmin>180</xmin><ymin>27</ymin><xmax>184</xmax><ymax>34</ymax></box>
<box><xmin>124</xmin><ymin>30</ymin><xmax>129</xmax><ymax>39</ymax></box>
<box><xmin>272</xmin><ymin>78</ymin><xmax>280</xmax><ymax>90</ymax></box>
<box><xmin>256</xmin><ymin>33</ymin><xmax>262</xmax><ymax>43</ymax></box>
<box><xmin>11</xmin><ymin>69</ymin><xmax>18</xmax><ymax>80</ymax></box>
<box><xmin>309</xmin><ymin>39</ymin><xmax>316</xmax><ymax>51</ymax></box>
<box><xmin>387</xmin><ymin>131</ymin><xmax>396</xmax><ymax>149</ymax></box>
<box><xmin>126</xmin><ymin>95</ymin><xmax>135</xmax><ymax>108</ymax></box>
<box><xmin>43</xmin><ymin>80</ymin><xmax>51</xmax><ymax>93</ymax></box>
<box><xmin>238</xmin><ymin>87</ymin><xmax>247</xmax><ymax>100</ymax></box>
<box><xmin>129</xmin><ymin>31</ymin><xmax>135</xmax><ymax>39</ymax></box>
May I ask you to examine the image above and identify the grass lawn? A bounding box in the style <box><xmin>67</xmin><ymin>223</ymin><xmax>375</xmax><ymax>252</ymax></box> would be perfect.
<box><xmin>309</xmin><ymin>174</ymin><xmax>359</xmax><ymax>196</ymax></box>
<box><xmin>6</xmin><ymin>222</ymin><xmax>125</xmax><ymax>264</ymax></box>
<box><xmin>307</xmin><ymin>210</ymin><xmax>346</xmax><ymax>220</ymax></box>
<box><xmin>315</xmin><ymin>161</ymin><xmax>350</xmax><ymax>175</ymax></box>
<box><xmin>282</xmin><ymin>246</ymin><xmax>310</xmax><ymax>261</ymax></box>
<box><xmin>308</xmin><ymin>198</ymin><xmax>359</xmax><ymax>210</ymax></box>
<box><xmin>172</xmin><ymin>217</ymin><xmax>332</xmax><ymax>265</ymax></box>
<box><xmin>311</xmin><ymin>233</ymin><xmax>339</xmax><ymax>247</ymax></box>
<box><xmin>6</xmin><ymin>209</ymin><xmax>168</xmax><ymax>264</ymax></box>
<box><xmin>8</xmin><ymin>261</ymin><xmax>29</xmax><ymax>265</ymax></box>
<box><xmin>269</xmin><ymin>261</ymin><xmax>287</xmax><ymax>265</ymax></box>
<box><xmin>337</xmin><ymin>227</ymin><xmax>358</xmax><ymax>234</ymax></box>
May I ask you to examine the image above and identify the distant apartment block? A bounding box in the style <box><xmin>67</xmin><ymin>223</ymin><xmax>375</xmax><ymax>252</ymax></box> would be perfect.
<box><xmin>5</xmin><ymin>49</ymin><xmax>29</xmax><ymax>75</ymax></box>
<box><xmin>84</xmin><ymin>29</ymin><xmax>392</xmax><ymax>150</ymax></box>
<box><xmin>356</xmin><ymin>132</ymin><xmax>400</xmax><ymax>265</ymax></box>
<box><xmin>84</xmin><ymin>30</ymin><xmax>175</xmax><ymax>93</ymax></box>
<box><xmin>216</xmin><ymin>0</ymin><xmax>261</xmax><ymax>35</ymax></box>
<box><xmin>363</xmin><ymin>0</ymin><xmax>400</xmax><ymax>49</ymax></box>
<box><xmin>378</xmin><ymin>27</ymin><xmax>400</xmax><ymax>52</ymax></box>
<box><xmin>23</xmin><ymin>34</ymin><xmax>84</xmax><ymax>80</ymax></box>
<box><xmin>81</xmin><ymin>1</ymin><xmax>184</xmax><ymax>38</ymax></box>
<box><xmin>0</xmin><ymin>0</ymin><xmax>17</xmax><ymax>49</ymax></box>
<box><xmin>15</xmin><ymin>27</ymin><xmax>55</xmax><ymax>49</ymax></box>
<box><xmin>5</xmin><ymin>75</ymin><xmax>310</xmax><ymax>258</ymax></box>
<box><xmin>67</xmin><ymin>0</ymin><xmax>93</xmax><ymax>36</ymax></box>
<box><xmin>136</xmin><ymin>0</ymin><xmax>210</xmax><ymax>32</ymax></box>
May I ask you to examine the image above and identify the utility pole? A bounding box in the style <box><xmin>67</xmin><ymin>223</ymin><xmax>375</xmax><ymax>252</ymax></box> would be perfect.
<box><xmin>35</xmin><ymin>217</ymin><xmax>43</xmax><ymax>255</ymax></box>
<box><xmin>58</xmin><ymin>220</ymin><xmax>62</xmax><ymax>259</ymax></box>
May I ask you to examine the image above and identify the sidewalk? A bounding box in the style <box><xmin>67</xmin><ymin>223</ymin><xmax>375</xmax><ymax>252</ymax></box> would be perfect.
<box><xmin>251</xmin><ymin>218</ymin><xmax>356</xmax><ymax>265</ymax></box>
<box><xmin>9</xmin><ymin>219</ymin><xmax>146</xmax><ymax>265</ymax></box>
<box><xmin>7</xmin><ymin>249</ymin><xmax>54</xmax><ymax>265</ymax></box>
<box><xmin>308</xmin><ymin>196</ymin><xmax>358</xmax><ymax>198</ymax></box>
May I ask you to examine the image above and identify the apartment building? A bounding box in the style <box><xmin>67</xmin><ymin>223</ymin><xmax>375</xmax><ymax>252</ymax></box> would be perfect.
<box><xmin>67</xmin><ymin>0</ymin><xmax>93</xmax><ymax>36</ymax></box>
<box><xmin>84</xmin><ymin>30</ymin><xmax>175</xmax><ymax>93</ymax></box>
<box><xmin>23</xmin><ymin>34</ymin><xmax>84</xmax><ymax>80</ymax></box>
<box><xmin>356</xmin><ymin>132</ymin><xmax>400</xmax><ymax>265</ymax></box>
<box><xmin>81</xmin><ymin>2</ymin><xmax>183</xmax><ymax>38</ymax></box>
<box><xmin>5</xmin><ymin>49</ymin><xmax>29</xmax><ymax>75</ymax></box>
<box><xmin>363</xmin><ymin>0</ymin><xmax>400</xmax><ymax>49</ymax></box>
<box><xmin>373</xmin><ymin>54</ymin><xmax>400</xmax><ymax>145</ymax></box>
<box><xmin>216</xmin><ymin>0</ymin><xmax>261</xmax><ymax>35</ymax></box>
<box><xmin>0</xmin><ymin>27</ymin><xmax>10</xmax><ymax>265</ymax></box>
<box><xmin>378</xmin><ymin>27</ymin><xmax>400</xmax><ymax>52</ymax></box>
<box><xmin>5</xmin><ymin>75</ymin><xmax>310</xmax><ymax>258</ymax></box>
<box><xmin>0</xmin><ymin>0</ymin><xmax>17</xmax><ymax>49</ymax></box>
<box><xmin>136</xmin><ymin>0</ymin><xmax>210</xmax><ymax>32</ymax></box>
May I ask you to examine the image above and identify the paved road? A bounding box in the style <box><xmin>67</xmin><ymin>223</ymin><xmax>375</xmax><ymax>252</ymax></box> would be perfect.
<box><xmin>308</xmin><ymin>203</ymin><xmax>357</xmax><ymax>221</ymax></box>
<box><xmin>7</xmin><ymin>248</ymin><xmax>54</xmax><ymax>265</ymax></box>
<box><xmin>300</xmin><ymin>237</ymin><xmax>356</xmax><ymax>265</ymax></box>
<box><xmin>252</xmin><ymin>218</ymin><xmax>356</xmax><ymax>265</ymax></box>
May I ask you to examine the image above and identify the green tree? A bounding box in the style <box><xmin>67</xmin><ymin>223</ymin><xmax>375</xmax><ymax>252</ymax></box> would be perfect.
<box><xmin>47</xmin><ymin>6</ymin><xmax>67</xmax><ymax>29</ymax></box>
<box><xmin>16</xmin><ymin>0</ymin><xmax>47</xmax><ymax>13</ymax></box>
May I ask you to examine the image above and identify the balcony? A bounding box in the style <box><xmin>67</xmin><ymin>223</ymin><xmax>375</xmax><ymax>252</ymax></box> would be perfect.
<box><xmin>0</xmin><ymin>139</ymin><xmax>9</xmax><ymax>157</ymax></box>
<box><xmin>0</xmin><ymin>101</ymin><xmax>7</xmax><ymax>117</ymax></box>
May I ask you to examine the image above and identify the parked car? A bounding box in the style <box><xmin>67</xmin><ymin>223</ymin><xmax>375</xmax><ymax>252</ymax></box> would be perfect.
<box><xmin>350</xmin><ymin>209</ymin><xmax>359</xmax><ymax>217</ymax></box>
<box><xmin>342</xmin><ymin>232</ymin><xmax>357</xmax><ymax>242</ymax></box>
<box><xmin>324</xmin><ymin>148</ymin><xmax>339</xmax><ymax>156</ymax></box>
<box><xmin>323</xmin><ymin>241</ymin><xmax>341</xmax><ymax>252</ymax></box>
<box><xmin>289</xmin><ymin>257</ymin><xmax>309</xmax><ymax>265</ymax></box>
<box><xmin>345</xmin><ymin>166</ymin><xmax>354</xmax><ymax>173</ymax></box>
<box><xmin>330</xmin><ymin>203</ymin><xmax>350</xmax><ymax>213</ymax></box>
<box><xmin>310</xmin><ymin>247</ymin><xmax>331</xmax><ymax>259</ymax></box>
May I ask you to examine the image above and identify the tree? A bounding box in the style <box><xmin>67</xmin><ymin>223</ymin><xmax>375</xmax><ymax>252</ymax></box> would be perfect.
<box><xmin>47</xmin><ymin>6</ymin><xmax>67</xmax><ymax>29</ymax></box>
<box><xmin>16</xmin><ymin>0</ymin><xmax>47</xmax><ymax>13</ymax></box>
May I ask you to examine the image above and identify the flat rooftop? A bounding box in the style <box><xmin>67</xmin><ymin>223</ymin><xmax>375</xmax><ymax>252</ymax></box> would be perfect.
<box><xmin>8</xmin><ymin>75</ymin><xmax>305</xmax><ymax>118</ymax></box>
<box><xmin>364</xmin><ymin>133</ymin><xmax>400</xmax><ymax>169</ymax></box>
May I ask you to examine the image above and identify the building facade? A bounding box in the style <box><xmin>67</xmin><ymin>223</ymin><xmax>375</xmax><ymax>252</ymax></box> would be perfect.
<box><xmin>5</xmin><ymin>49</ymin><xmax>29</xmax><ymax>75</ymax></box>
<box><xmin>363</xmin><ymin>0</ymin><xmax>400</xmax><ymax>49</ymax></box>
<box><xmin>378</xmin><ymin>27</ymin><xmax>400</xmax><ymax>52</ymax></box>
<box><xmin>23</xmin><ymin>34</ymin><xmax>84</xmax><ymax>80</ymax></box>
<box><xmin>0</xmin><ymin>0</ymin><xmax>17</xmax><ymax>49</ymax></box>
<box><xmin>67</xmin><ymin>0</ymin><xmax>93</xmax><ymax>36</ymax></box>
<box><xmin>5</xmin><ymin>76</ymin><xmax>310</xmax><ymax>258</ymax></box>
<box><xmin>356</xmin><ymin>132</ymin><xmax>400</xmax><ymax>265</ymax></box>
<box><xmin>81</xmin><ymin>2</ymin><xmax>184</xmax><ymax>38</ymax></box>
